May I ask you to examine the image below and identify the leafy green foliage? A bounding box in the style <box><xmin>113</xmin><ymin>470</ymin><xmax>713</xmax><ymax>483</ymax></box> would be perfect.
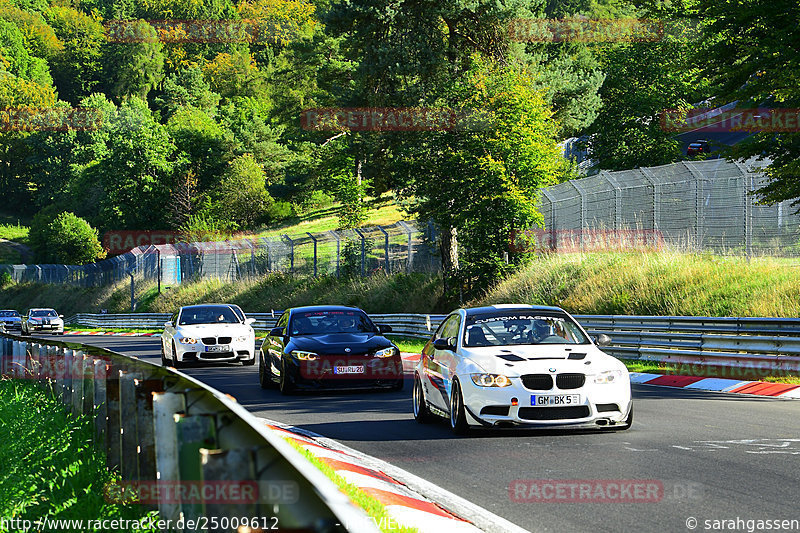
<box><xmin>102</xmin><ymin>20</ymin><xmax>164</xmax><ymax>100</ymax></box>
<box><xmin>213</xmin><ymin>154</ymin><xmax>274</xmax><ymax>227</ymax></box>
<box><xmin>29</xmin><ymin>210</ymin><xmax>105</xmax><ymax>264</ymax></box>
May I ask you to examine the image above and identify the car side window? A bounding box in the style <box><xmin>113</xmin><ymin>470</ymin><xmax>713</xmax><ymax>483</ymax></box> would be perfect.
<box><xmin>277</xmin><ymin>312</ymin><xmax>289</xmax><ymax>332</ymax></box>
<box><xmin>442</xmin><ymin>315</ymin><xmax>462</xmax><ymax>344</ymax></box>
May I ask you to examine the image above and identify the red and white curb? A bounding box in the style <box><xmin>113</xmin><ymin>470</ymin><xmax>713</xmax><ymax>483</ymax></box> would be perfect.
<box><xmin>631</xmin><ymin>372</ymin><xmax>800</xmax><ymax>399</ymax></box>
<box><xmin>264</xmin><ymin>421</ymin><xmax>530</xmax><ymax>533</ymax></box>
<box><xmin>64</xmin><ymin>330</ymin><xmax>159</xmax><ymax>336</ymax></box>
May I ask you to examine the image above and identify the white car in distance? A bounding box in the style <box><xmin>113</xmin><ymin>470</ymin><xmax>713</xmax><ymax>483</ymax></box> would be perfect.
<box><xmin>413</xmin><ymin>304</ymin><xmax>632</xmax><ymax>434</ymax></box>
<box><xmin>161</xmin><ymin>304</ymin><xmax>256</xmax><ymax>367</ymax></box>
<box><xmin>22</xmin><ymin>308</ymin><xmax>64</xmax><ymax>335</ymax></box>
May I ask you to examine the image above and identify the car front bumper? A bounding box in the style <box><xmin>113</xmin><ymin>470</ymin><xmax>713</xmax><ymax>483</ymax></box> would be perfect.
<box><xmin>286</xmin><ymin>355</ymin><xmax>404</xmax><ymax>390</ymax></box>
<box><xmin>175</xmin><ymin>340</ymin><xmax>256</xmax><ymax>363</ymax></box>
<box><xmin>461</xmin><ymin>375</ymin><xmax>632</xmax><ymax>428</ymax></box>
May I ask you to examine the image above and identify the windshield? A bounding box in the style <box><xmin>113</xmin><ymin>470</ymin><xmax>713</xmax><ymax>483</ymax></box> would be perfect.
<box><xmin>0</xmin><ymin>311</ymin><xmax>20</xmax><ymax>317</ymax></box>
<box><xmin>179</xmin><ymin>306</ymin><xmax>241</xmax><ymax>325</ymax></box>
<box><xmin>290</xmin><ymin>310</ymin><xmax>376</xmax><ymax>335</ymax></box>
<box><xmin>463</xmin><ymin>312</ymin><xmax>589</xmax><ymax>347</ymax></box>
<box><xmin>30</xmin><ymin>310</ymin><xmax>57</xmax><ymax>318</ymax></box>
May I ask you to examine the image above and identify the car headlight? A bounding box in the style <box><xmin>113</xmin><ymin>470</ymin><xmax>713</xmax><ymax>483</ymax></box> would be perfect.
<box><xmin>595</xmin><ymin>370</ymin><xmax>623</xmax><ymax>384</ymax></box>
<box><xmin>234</xmin><ymin>335</ymin><xmax>249</xmax><ymax>342</ymax></box>
<box><xmin>178</xmin><ymin>337</ymin><xmax>197</xmax><ymax>344</ymax></box>
<box><xmin>374</xmin><ymin>347</ymin><xmax>397</xmax><ymax>358</ymax></box>
<box><xmin>291</xmin><ymin>350</ymin><xmax>318</xmax><ymax>361</ymax></box>
<box><xmin>470</xmin><ymin>373</ymin><xmax>512</xmax><ymax>387</ymax></box>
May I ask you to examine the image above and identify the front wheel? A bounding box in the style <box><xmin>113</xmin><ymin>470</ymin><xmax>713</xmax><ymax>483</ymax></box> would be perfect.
<box><xmin>279</xmin><ymin>358</ymin><xmax>294</xmax><ymax>395</ymax></box>
<box><xmin>170</xmin><ymin>342</ymin><xmax>182</xmax><ymax>368</ymax></box>
<box><xmin>413</xmin><ymin>375</ymin><xmax>435</xmax><ymax>423</ymax></box>
<box><xmin>259</xmin><ymin>353</ymin><xmax>276</xmax><ymax>389</ymax></box>
<box><xmin>449</xmin><ymin>379</ymin><xmax>471</xmax><ymax>435</ymax></box>
<box><xmin>160</xmin><ymin>342</ymin><xmax>168</xmax><ymax>366</ymax></box>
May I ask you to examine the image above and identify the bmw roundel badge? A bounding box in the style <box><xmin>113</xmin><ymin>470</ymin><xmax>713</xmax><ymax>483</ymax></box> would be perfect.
<box><xmin>345</xmin><ymin>348</ymin><xmax>351</xmax><ymax>353</ymax></box>
<box><xmin>549</xmin><ymin>368</ymin><xmax>557</xmax><ymax>373</ymax></box>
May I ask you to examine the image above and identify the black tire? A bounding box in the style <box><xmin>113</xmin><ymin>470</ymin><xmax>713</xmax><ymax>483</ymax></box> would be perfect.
<box><xmin>171</xmin><ymin>342</ymin><xmax>182</xmax><ymax>368</ymax></box>
<box><xmin>160</xmin><ymin>342</ymin><xmax>168</xmax><ymax>367</ymax></box>
<box><xmin>279</xmin><ymin>358</ymin><xmax>294</xmax><ymax>395</ymax></box>
<box><xmin>259</xmin><ymin>352</ymin><xmax>276</xmax><ymax>389</ymax></box>
<box><xmin>449</xmin><ymin>379</ymin><xmax>471</xmax><ymax>435</ymax></box>
<box><xmin>413</xmin><ymin>375</ymin><xmax>435</xmax><ymax>423</ymax></box>
<box><xmin>616</xmin><ymin>404</ymin><xmax>633</xmax><ymax>431</ymax></box>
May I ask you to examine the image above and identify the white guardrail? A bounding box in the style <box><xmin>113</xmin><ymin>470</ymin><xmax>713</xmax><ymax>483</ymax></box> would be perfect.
<box><xmin>63</xmin><ymin>312</ymin><xmax>800</xmax><ymax>372</ymax></box>
<box><xmin>0</xmin><ymin>333</ymin><xmax>380</xmax><ymax>533</ymax></box>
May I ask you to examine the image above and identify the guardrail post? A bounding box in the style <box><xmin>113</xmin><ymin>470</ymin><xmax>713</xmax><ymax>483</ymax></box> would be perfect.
<box><xmin>93</xmin><ymin>361</ymin><xmax>108</xmax><ymax>448</ymax></box>
<box><xmin>135</xmin><ymin>377</ymin><xmax>164</xmax><ymax>486</ymax></box>
<box><xmin>119</xmin><ymin>371</ymin><xmax>142</xmax><ymax>481</ymax></box>
<box><xmin>282</xmin><ymin>235</ymin><xmax>294</xmax><ymax>275</ymax></box>
<box><xmin>71</xmin><ymin>351</ymin><xmax>84</xmax><ymax>417</ymax></box>
<box><xmin>200</xmin><ymin>448</ymin><xmax>259</xmax><ymax>531</ymax></box>
<box><xmin>82</xmin><ymin>354</ymin><xmax>95</xmax><ymax>416</ymax></box>
<box><xmin>62</xmin><ymin>349</ymin><xmax>73</xmax><ymax>408</ymax></box>
<box><xmin>153</xmin><ymin>391</ymin><xmax>186</xmax><ymax>524</ymax></box>
<box><xmin>175</xmin><ymin>413</ymin><xmax>219</xmax><ymax>532</ymax></box>
<box><xmin>106</xmin><ymin>365</ymin><xmax>122</xmax><ymax>471</ymax></box>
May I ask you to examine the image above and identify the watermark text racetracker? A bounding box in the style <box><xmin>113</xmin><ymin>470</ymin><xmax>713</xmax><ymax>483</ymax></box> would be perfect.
<box><xmin>1</xmin><ymin>516</ymin><xmax>279</xmax><ymax>532</ymax></box>
<box><xmin>509</xmin><ymin>479</ymin><xmax>704</xmax><ymax>503</ymax></box>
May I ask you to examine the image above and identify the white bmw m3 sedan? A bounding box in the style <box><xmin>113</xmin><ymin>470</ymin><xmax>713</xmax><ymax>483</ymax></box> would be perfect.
<box><xmin>413</xmin><ymin>304</ymin><xmax>632</xmax><ymax>434</ymax></box>
<box><xmin>161</xmin><ymin>304</ymin><xmax>256</xmax><ymax>367</ymax></box>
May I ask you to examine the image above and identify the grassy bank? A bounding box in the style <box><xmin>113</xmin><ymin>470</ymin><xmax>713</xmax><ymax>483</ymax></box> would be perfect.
<box><xmin>482</xmin><ymin>251</ymin><xmax>800</xmax><ymax>317</ymax></box>
<box><xmin>0</xmin><ymin>379</ymin><xmax>157</xmax><ymax>530</ymax></box>
<box><xmin>2</xmin><ymin>251</ymin><xmax>800</xmax><ymax>318</ymax></box>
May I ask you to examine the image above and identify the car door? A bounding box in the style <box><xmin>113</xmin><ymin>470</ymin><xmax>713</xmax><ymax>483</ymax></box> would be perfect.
<box><xmin>423</xmin><ymin>313</ymin><xmax>461</xmax><ymax>411</ymax></box>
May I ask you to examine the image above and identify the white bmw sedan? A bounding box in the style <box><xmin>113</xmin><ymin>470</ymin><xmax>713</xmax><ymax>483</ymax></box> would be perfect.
<box><xmin>413</xmin><ymin>304</ymin><xmax>632</xmax><ymax>434</ymax></box>
<box><xmin>161</xmin><ymin>304</ymin><xmax>256</xmax><ymax>367</ymax></box>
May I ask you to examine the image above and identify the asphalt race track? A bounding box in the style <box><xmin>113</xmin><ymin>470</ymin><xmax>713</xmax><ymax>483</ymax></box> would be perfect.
<box><xmin>36</xmin><ymin>334</ymin><xmax>800</xmax><ymax>533</ymax></box>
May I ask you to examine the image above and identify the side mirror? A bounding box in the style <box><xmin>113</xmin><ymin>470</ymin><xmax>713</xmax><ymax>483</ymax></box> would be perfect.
<box><xmin>164</xmin><ymin>321</ymin><xmax>173</xmax><ymax>328</ymax></box>
<box><xmin>596</xmin><ymin>334</ymin><xmax>612</xmax><ymax>347</ymax></box>
<box><xmin>270</xmin><ymin>327</ymin><xmax>284</xmax><ymax>337</ymax></box>
<box><xmin>377</xmin><ymin>324</ymin><xmax>392</xmax><ymax>333</ymax></box>
<box><xmin>433</xmin><ymin>337</ymin><xmax>454</xmax><ymax>351</ymax></box>
<box><xmin>58</xmin><ymin>314</ymin><xmax>64</xmax><ymax>318</ymax></box>
<box><xmin>245</xmin><ymin>318</ymin><xmax>256</xmax><ymax>326</ymax></box>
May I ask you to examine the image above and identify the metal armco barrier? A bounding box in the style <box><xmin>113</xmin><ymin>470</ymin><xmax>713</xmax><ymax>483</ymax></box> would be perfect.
<box><xmin>0</xmin><ymin>333</ymin><xmax>379</xmax><ymax>533</ymax></box>
<box><xmin>64</xmin><ymin>312</ymin><xmax>800</xmax><ymax>372</ymax></box>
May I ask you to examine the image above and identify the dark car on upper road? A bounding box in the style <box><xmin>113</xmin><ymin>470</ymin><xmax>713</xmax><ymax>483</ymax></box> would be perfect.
<box><xmin>687</xmin><ymin>139</ymin><xmax>710</xmax><ymax>156</ymax></box>
<box><xmin>259</xmin><ymin>305</ymin><xmax>403</xmax><ymax>394</ymax></box>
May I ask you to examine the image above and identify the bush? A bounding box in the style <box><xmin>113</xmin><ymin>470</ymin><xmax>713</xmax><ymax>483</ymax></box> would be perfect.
<box><xmin>29</xmin><ymin>210</ymin><xmax>106</xmax><ymax>265</ymax></box>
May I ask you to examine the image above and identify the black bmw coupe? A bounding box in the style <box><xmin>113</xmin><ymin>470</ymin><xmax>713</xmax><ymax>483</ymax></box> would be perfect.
<box><xmin>258</xmin><ymin>305</ymin><xmax>404</xmax><ymax>394</ymax></box>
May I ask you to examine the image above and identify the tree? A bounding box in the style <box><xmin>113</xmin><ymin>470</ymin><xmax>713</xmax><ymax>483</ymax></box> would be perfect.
<box><xmin>213</xmin><ymin>153</ymin><xmax>273</xmax><ymax>228</ymax></box>
<box><xmin>398</xmin><ymin>60</ymin><xmax>570</xmax><ymax>291</ymax></box>
<box><xmin>102</xmin><ymin>20</ymin><xmax>164</xmax><ymax>100</ymax></box>
<box><xmin>583</xmin><ymin>37</ymin><xmax>705</xmax><ymax>170</ymax></box>
<box><xmin>697</xmin><ymin>0</ymin><xmax>800</xmax><ymax>207</ymax></box>
<box><xmin>29</xmin><ymin>209</ymin><xmax>106</xmax><ymax>264</ymax></box>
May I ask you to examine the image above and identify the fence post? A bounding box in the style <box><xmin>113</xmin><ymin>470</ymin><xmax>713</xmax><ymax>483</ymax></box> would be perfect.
<box><xmin>329</xmin><ymin>231</ymin><xmax>341</xmax><ymax>278</ymax></box>
<box><xmin>571</xmin><ymin>180</ymin><xmax>587</xmax><ymax>251</ymax></box>
<box><xmin>306</xmin><ymin>232</ymin><xmax>318</xmax><ymax>277</ymax></box>
<box><xmin>106</xmin><ymin>365</ymin><xmax>122</xmax><ymax>471</ymax></box>
<box><xmin>398</xmin><ymin>221</ymin><xmax>414</xmax><ymax>273</ymax></box>
<box><xmin>71</xmin><ymin>351</ymin><xmax>84</xmax><ymax>416</ymax></box>
<box><xmin>63</xmin><ymin>349</ymin><xmax>73</xmax><ymax>408</ymax></box>
<box><xmin>745</xmin><ymin>174</ymin><xmax>753</xmax><ymax>261</ymax></box>
<box><xmin>135</xmin><ymin>377</ymin><xmax>164</xmax><ymax>485</ymax></box>
<box><xmin>93</xmin><ymin>361</ymin><xmax>108</xmax><ymax>449</ymax></box>
<box><xmin>200</xmin><ymin>448</ymin><xmax>259</xmax><ymax>530</ymax></box>
<box><xmin>378</xmin><ymin>226</ymin><xmax>390</xmax><ymax>273</ymax></box>
<box><xmin>282</xmin><ymin>235</ymin><xmax>294</xmax><ymax>275</ymax></box>
<box><xmin>82</xmin><ymin>354</ymin><xmax>95</xmax><ymax>416</ymax></box>
<box><xmin>354</xmin><ymin>228</ymin><xmax>366</xmax><ymax>277</ymax></box>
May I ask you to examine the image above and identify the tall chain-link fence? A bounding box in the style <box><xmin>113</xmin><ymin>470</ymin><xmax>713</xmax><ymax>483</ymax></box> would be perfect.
<box><xmin>534</xmin><ymin>158</ymin><xmax>799</xmax><ymax>257</ymax></box>
<box><xmin>0</xmin><ymin>221</ymin><xmax>442</xmax><ymax>294</ymax></box>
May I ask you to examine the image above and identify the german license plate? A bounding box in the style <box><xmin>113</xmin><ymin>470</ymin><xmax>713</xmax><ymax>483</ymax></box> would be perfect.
<box><xmin>205</xmin><ymin>345</ymin><xmax>230</xmax><ymax>353</ymax></box>
<box><xmin>334</xmin><ymin>365</ymin><xmax>364</xmax><ymax>375</ymax></box>
<box><xmin>532</xmin><ymin>394</ymin><xmax>581</xmax><ymax>406</ymax></box>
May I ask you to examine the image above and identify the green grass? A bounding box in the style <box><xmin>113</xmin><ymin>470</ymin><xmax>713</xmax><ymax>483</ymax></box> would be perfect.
<box><xmin>254</xmin><ymin>195</ymin><xmax>406</xmax><ymax>239</ymax></box>
<box><xmin>284</xmin><ymin>439</ymin><xmax>417</xmax><ymax>533</ymax></box>
<box><xmin>386</xmin><ymin>335</ymin><xmax>427</xmax><ymax>354</ymax></box>
<box><xmin>0</xmin><ymin>379</ymin><xmax>157</xmax><ymax>531</ymax></box>
<box><xmin>481</xmin><ymin>251</ymin><xmax>800</xmax><ymax>317</ymax></box>
<box><xmin>0</xmin><ymin>222</ymin><xmax>29</xmax><ymax>243</ymax></box>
